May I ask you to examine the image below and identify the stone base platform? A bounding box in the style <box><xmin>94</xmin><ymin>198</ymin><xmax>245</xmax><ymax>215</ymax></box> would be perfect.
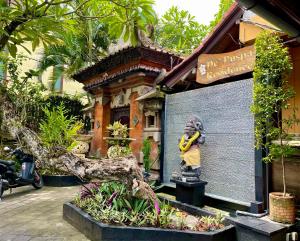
<box><xmin>170</xmin><ymin>179</ymin><xmax>207</xmax><ymax>207</ymax></box>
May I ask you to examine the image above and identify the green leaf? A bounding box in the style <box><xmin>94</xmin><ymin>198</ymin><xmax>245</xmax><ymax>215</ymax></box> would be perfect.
<box><xmin>32</xmin><ymin>37</ymin><xmax>40</xmax><ymax>52</ymax></box>
<box><xmin>124</xmin><ymin>199</ymin><xmax>132</xmax><ymax>210</ymax></box>
<box><xmin>7</xmin><ymin>43</ymin><xmax>17</xmax><ymax>58</ymax></box>
<box><xmin>19</xmin><ymin>44</ymin><xmax>31</xmax><ymax>55</ymax></box>
<box><xmin>123</xmin><ymin>26</ymin><xmax>130</xmax><ymax>42</ymax></box>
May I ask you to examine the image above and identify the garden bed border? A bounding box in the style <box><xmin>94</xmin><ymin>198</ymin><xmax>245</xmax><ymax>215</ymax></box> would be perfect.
<box><xmin>63</xmin><ymin>201</ymin><xmax>236</xmax><ymax>241</ymax></box>
<box><xmin>42</xmin><ymin>175</ymin><xmax>84</xmax><ymax>187</ymax></box>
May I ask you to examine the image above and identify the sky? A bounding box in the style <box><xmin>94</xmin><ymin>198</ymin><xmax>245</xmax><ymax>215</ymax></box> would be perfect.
<box><xmin>153</xmin><ymin>0</ymin><xmax>220</xmax><ymax>25</ymax></box>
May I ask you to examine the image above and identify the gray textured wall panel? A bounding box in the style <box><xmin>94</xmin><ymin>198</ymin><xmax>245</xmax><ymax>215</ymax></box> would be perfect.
<box><xmin>163</xmin><ymin>79</ymin><xmax>255</xmax><ymax>204</ymax></box>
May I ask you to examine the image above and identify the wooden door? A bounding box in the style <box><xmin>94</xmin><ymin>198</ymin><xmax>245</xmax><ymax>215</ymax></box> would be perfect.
<box><xmin>111</xmin><ymin>107</ymin><xmax>130</xmax><ymax>127</ymax></box>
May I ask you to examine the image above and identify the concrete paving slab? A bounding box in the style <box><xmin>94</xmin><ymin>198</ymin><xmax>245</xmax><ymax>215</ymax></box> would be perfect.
<box><xmin>0</xmin><ymin>186</ymin><xmax>89</xmax><ymax>241</ymax></box>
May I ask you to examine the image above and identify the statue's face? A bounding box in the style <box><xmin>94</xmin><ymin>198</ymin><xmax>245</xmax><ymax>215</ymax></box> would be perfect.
<box><xmin>184</xmin><ymin>119</ymin><xmax>196</xmax><ymax>136</ymax></box>
<box><xmin>184</xmin><ymin>116</ymin><xmax>203</xmax><ymax>136</ymax></box>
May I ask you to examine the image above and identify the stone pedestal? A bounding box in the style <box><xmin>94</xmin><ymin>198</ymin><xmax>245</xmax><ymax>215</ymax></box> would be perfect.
<box><xmin>170</xmin><ymin>179</ymin><xmax>207</xmax><ymax>207</ymax></box>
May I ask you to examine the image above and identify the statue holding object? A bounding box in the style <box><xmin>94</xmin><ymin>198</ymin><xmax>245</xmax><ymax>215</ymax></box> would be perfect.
<box><xmin>172</xmin><ymin>116</ymin><xmax>205</xmax><ymax>182</ymax></box>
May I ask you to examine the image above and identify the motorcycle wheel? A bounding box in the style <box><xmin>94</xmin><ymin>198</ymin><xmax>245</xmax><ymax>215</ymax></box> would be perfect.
<box><xmin>0</xmin><ymin>187</ymin><xmax>3</xmax><ymax>198</ymax></box>
<box><xmin>32</xmin><ymin>171</ymin><xmax>44</xmax><ymax>189</ymax></box>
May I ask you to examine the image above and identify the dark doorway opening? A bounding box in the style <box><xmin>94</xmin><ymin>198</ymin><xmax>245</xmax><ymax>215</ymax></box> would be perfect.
<box><xmin>111</xmin><ymin>107</ymin><xmax>130</xmax><ymax>127</ymax></box>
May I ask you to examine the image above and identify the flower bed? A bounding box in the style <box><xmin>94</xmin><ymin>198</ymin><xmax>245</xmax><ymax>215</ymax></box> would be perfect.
<box><xmin>63</xmin><ymin>182</ymin><xmax>235</xmax><ymax>241</ymax></box>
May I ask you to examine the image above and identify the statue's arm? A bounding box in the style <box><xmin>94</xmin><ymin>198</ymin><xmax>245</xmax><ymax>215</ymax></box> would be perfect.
<box><xmin>198</xmin><ymin>130</ymin><xmax>206</xmax><ymax>144</ymax></box>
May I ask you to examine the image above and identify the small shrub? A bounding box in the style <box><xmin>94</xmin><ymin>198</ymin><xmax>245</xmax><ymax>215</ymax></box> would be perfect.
<box><xmin>2</xmin><ymin>56</ymin><xmax>85</xmax><ymax>131</ymax></box>
<box><xmin>5</xmin><ymin>56</ymin><xmax>46</xmax><ymax>131</ymax></box>
<box><xmin>107</xmin><ymin>121</ymin><xmax>130</xmax><ymax>146</ymax></box>
<box><xmin>195</xmin><ymin>212</ymin><xmax>225</xmax><ymax>231</ymax></box>
<box><xmin>106</xmin><ymin>121</ymin><xmax>132</xmax><ymax>158</ymax></box>
<box><xmin>39</xmin><ymin>104</ymin><xmax>83</xmax><ymax>150</ymax></box>
<box><xmin>142</xmin><ymin>138</ymin><xmax>151</xmax><ymax>172</ymax></box>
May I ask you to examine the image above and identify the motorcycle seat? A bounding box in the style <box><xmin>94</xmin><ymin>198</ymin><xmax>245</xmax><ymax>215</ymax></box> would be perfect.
<box><xmin>0</xmin><ymin>160</ymin><xmax>14</xmax><ymax>166</ymax></box>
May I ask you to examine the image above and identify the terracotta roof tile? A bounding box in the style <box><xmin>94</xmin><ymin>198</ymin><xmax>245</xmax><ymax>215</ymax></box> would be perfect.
<box><xmin>73</xmin><ymin>45</ymin><xmax>180</xmax><ymax>80</ymax></box>
<box><xmin>84</xmin><ymin>64</ymin><xmax>162</xmax><ymax>91</ymax></box>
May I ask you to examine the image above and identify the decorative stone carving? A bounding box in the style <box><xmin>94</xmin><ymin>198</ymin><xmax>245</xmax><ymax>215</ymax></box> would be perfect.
<box><xmin>133</xmin><ymin>85</ymin><xmax>152</xmax><ymax>96</ymax></box>
<box><xmin>72</xmin><ymin>141</ymin><xmax>90</xmax><ymax>154</ymax></box>
<box><xmin>145</xmin><ymin>111</ymin><xmax>155</xmax><ymax>117</ymax></box>
<box><xmin>132</xmin><ymin>115</ymin><xmax>139</xmax><ymax>127</ymax></box>
<box><xmin>72</xmin><ymin>134</ymin><xmax>93</xmax><ymax>157</ymax></box>
<box><xmin>172</xmin><ymin>116</ymin><xmax>205</xmax><ymax>182</ymax></box>
<box><xmin>116</xmin><ymin>93</ymin><xmax>124</xmax><ymax>105</ymax></box>
<box><xmin>96</xmin><ymin>121</ymin><xmax>101</xmax><ymax>129</ymax></box>
<box><xmin>95</xmin><ymin>95</ymin><xmax>110</xmax><ymax>105</ymax></box>
<box><xmin>144</xmin><ymin>100</ymin><xmax>163</xmax><ymax>110</ymax></box>
<box><xmin>111</xmin><ymin>89</ymin><xmax>131</xmax><ymax>108</ymax></box>
<box><xmin>136</xmin><ymin>87</ymin><xmax>165</xmax><ymax>171</ymax></box>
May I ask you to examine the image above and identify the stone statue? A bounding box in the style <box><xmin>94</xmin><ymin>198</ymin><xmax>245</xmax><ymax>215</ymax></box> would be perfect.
<box><xmin>172</xmin><ymin>116</ymin><xmax>205</xmax><ymax>182</ymax></box>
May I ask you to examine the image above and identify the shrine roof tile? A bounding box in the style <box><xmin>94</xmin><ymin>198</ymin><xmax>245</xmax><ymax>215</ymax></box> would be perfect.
<box><xmin>83</xmin><ymin>64</ymin><xmax>161</xmax><ymax>91</ymax></box>
<box><xmin>72</xmin><ymin>45</ymin><xmax>181</xmax><ymax>83</ymax></box>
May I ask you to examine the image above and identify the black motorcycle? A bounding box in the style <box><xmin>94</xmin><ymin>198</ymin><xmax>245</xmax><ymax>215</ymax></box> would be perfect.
<box><xmin>0</xmin><ymin>147</ymin><xmax>43</xmax><ymax>199</ymax></box>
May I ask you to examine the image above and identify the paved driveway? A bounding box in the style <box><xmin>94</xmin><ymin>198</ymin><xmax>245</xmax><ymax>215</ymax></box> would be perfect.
<box><xmin>0</xmin><ymin>186</ymin><xmax>89</xmax><ymax>241</ymax></box>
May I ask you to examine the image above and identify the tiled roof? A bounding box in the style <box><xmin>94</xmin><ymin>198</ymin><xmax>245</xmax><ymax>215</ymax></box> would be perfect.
<box><xmin>83</xmin><ymin>64</ymin><xmax>161</xmax><ymax>91</ymax></box>
<box><xmin>72</xmin><ymin>45</ymin><xmax>181</xmax><ymax>82</ymax></box>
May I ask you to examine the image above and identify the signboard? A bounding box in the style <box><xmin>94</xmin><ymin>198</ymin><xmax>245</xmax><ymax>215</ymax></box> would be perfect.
<box><xmin>196</xmin><ymin>45</ymin><xmax>255</xmax><ymax>84</ymax></box>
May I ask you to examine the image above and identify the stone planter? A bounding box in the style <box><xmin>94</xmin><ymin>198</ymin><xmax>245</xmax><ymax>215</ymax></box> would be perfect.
<box><xmin>43</xmin><ymin>175</ymin><xmax>84</xmax><ymax>187</ymax></box>
<box><xmin>269</xmin><ymin>192</ymin><xmax>296</xmax><ymax>224</ymax></box>
<box><xmin>72</xmin><ymin>134</ymin><xmax>93</xmax><ymax>158</ymax></box>
<box><xmin>63</xmin><ymin>202</ymin><xmax>235</xmax><ymax>241</ymax></box>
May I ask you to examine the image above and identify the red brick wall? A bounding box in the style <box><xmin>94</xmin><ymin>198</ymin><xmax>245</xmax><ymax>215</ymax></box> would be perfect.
<box><xmin>129</xmin><ymin>92</ymin><xmax>144</xmax><ymax>161</ymax></box>
<box><xmin>91</xmin><ymin>101</ymin><xmax>110</xmax><ymax>156</ymax></box>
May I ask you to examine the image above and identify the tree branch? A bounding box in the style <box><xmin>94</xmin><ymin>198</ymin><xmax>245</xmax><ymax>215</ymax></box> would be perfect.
<box><xmin>0</xmin><ymin>14</ymin><xmax>30</xmax><ymax>51</ymax></box>
<box><xmin>74</xmin><ymin>12</ymin><xmax>114</xmax><ymax>19</ymax></box>
<box><xmin>47</xmin><ymin>0</ymin><xmax>73</xmax><ymax>5</ymax></box>
<box><xmin>45</xmin><ymin>0</ymin><xmax>95</xmax><ymax>18</ymax></box>
<box><xmin>109</xmin><ymin>0</ymin><xmax>129</xmax><ymax>9</ymax></box>
<box><xmin>0</xmin><ymin>86</ymin><xmax>157</xmax><ymax>202</ymax></box>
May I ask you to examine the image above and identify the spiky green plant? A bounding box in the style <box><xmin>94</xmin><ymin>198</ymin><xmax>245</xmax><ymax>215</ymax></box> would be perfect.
<box><xmin>142</xmin><ymin>138</ymin><xmax>151</xmax><ymax>173</ymax></box>
<box><xmin>39</xmin><ymin>104</ymin><xmax>83</xmax><ymax>150</ymax></box>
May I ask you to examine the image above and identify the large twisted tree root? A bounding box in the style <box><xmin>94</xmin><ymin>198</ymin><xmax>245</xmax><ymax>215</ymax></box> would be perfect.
<box><xmin>0</xmin><ymin>88</ymin><xmax>156</xmax><ymax>201</ymax></box>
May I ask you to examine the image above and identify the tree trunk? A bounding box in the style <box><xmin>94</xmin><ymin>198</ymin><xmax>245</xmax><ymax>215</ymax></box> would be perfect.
<box><xmin>0</xmin><ymin>88</ymin><xmax>155</xmax><ymax>201</ymax></box>
<box><xmin>281</xmin><ymin>155</ymin><xmax>286</xmax><ymax>196</ymax></box>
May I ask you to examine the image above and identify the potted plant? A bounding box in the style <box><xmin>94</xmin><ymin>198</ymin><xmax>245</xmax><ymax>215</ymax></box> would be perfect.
<box><xmin>251</xmin><ymin>31</ymin><xmax>299</xmax><ymax>223</ymax></box>
<box><xmin>105</xmin><ymin>121</ymin><xmax>133</xmax><ymax>159</ymax></box>
<box><xmin>39</xmin><ymin>104</ymin><xmax>84</xmax><ymax>186</ymax></box>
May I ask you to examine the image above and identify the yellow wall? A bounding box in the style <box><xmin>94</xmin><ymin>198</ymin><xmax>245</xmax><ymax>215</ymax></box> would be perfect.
<box><xmin>284</xmin><ymin>46</ymin><xmax>300</xmax><ymax>134</ymax></box>
<box><xmin>239</xmin><ymin>14</ymin><xmax>300</xmax><ymax>134</ymax></box>
<box><xmin>14</xmin><ymin>43</ymin><xmax>87</xmax><ymax>103</ymax></box>
<box><xmin>239</xmin><ymin>15</ymin><xmax>278</xmax><ymax>44</ymax></box>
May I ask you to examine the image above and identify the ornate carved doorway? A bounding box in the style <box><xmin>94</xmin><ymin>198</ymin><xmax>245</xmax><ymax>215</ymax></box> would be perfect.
<box><xmin>111</xmin><ymin>107</ymin><xmax>130</xmax><ymax>127</ymax></box>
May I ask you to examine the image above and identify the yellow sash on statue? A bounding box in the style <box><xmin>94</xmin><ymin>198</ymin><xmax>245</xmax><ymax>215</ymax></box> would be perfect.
<box><xmin>180</xmin><ymin>146</ymin><xmax>201</xmax><ymax>166</ymax></box>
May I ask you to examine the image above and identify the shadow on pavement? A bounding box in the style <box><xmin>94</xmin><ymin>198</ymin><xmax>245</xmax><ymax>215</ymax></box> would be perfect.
<box><xmin>1</xmin><ymin>186</ymin><xmax>40</xmax><ymax>200</ymax></box>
